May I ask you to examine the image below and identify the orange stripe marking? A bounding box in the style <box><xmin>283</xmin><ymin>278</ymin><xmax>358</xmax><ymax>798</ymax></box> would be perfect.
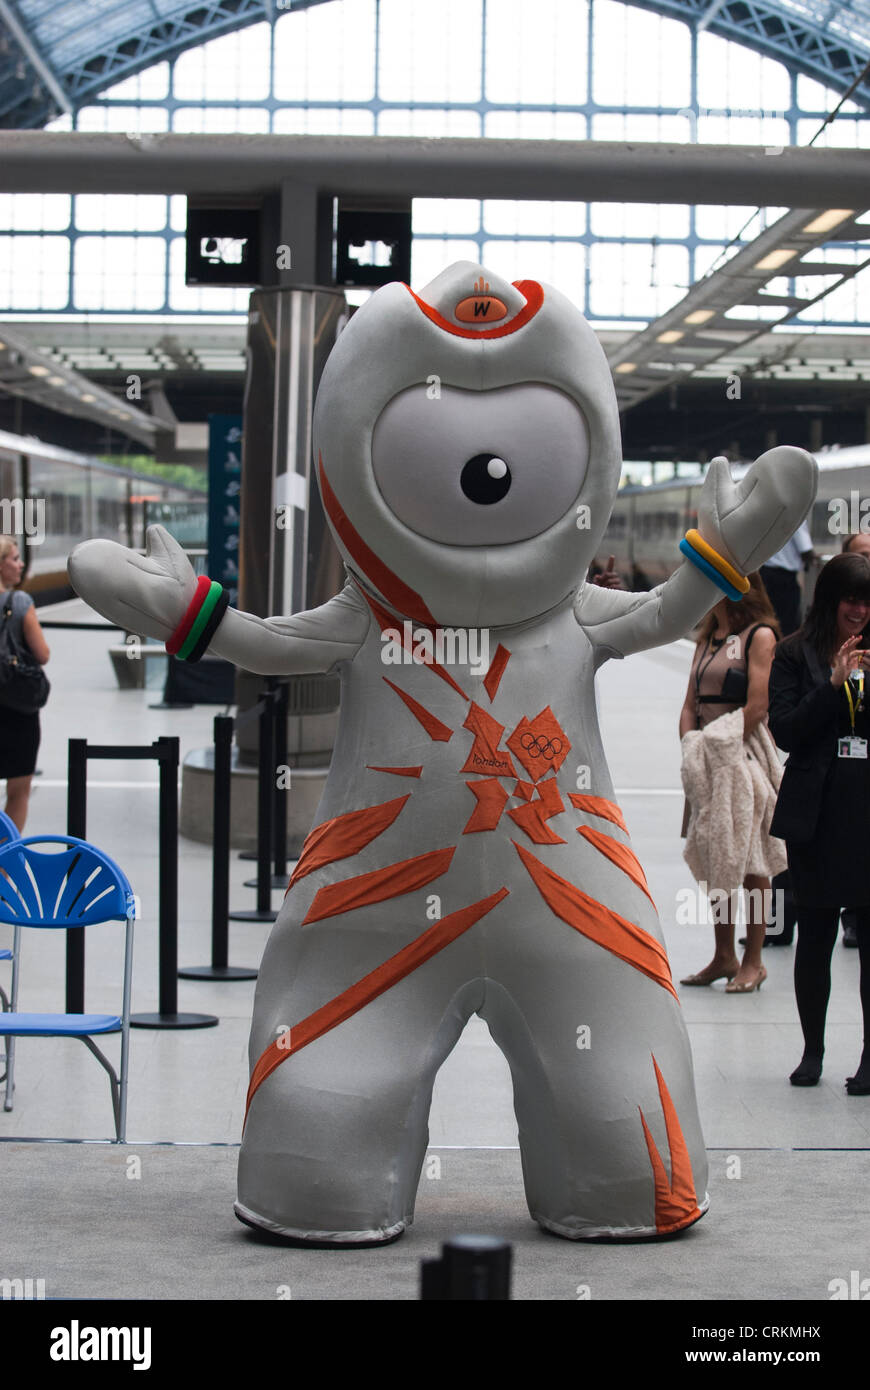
<box><xmin>483</xmin><ymin>644</ymin><xmax>511</xmax><ymax>701</ymax></box>
<box><xmin>638</xmin><ymin>1056</ymin><xmax>702</xmax><ymax>1233</ymax></box>
<box><xmin>366</xmin><ymin>765</ymin><xmax>423</xmax><ymax>779</ymax></box>
<box><xmin>568</xmin><ymin>793</ymin><xmax>628</xmax><ymax>834</ymax></box>
<box><xmin>302</xmin><ymin>847</ymin><xmax>455</xmax><ymax>924</ymax></box>
<box><xmin>578</xmin><ymin>825</ymin><xmax>656</xmax><ymax>907</ymax></box>
<box><xmin>513</xmin><ymin>841</ymin><xmax>676</xmax><ymax>999</ymax></box>
<box><xmin>319</xmin><ymin>455</ymin><xmax>437</xmax><ymax>625</ymax></box>
<box><xmin>359</xmin><ymin>587</ymin><xmax>468</xmax><ymax>701</ymax></box>
<box><xmin>383</xmin><ymin>677</ymin><xmax>453</xmax><ymax>742</ymax></box>
<box><xmin>287</xmin><ymin>796</ymin><xmax>411</xmax><ymax>889</ymax></box>
<box><xmin>245</xmin><ymin>886</ymin><xmax>510</xmax><ymax>1122</ymax></box>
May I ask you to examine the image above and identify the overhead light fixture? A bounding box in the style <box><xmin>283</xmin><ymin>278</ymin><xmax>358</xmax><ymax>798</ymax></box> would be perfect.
<box><xmin>753</xmin><ymin>248</ymin><xmax>797</xmax><ymax>272</ymax></box>
<box><xmin>614</xmin><ymin>362</ymin><xmax>637</xmax><ymax>374</ymax></box>
<box><xmin>656</xmin><ymin>330</ymin><xmax>684</xmax><ymax>343</ymax></box>
<box><xmin>80</xmin><ymin>393</ymin><xmax>96</xmax><ymax>403</ymax></box>
<box><xmin>684</xmin><ymin>309</ymin><xmax>716</xmax><ymax>325</ymax></box>
<box><xmin>47</xmin><ymin>375</ymin><xmax>66</xmax><ymax>386</ymax></box>
<box><xmin>801</xmin><ymin>210</ymin><xmax>854</xmax><ymax>235</ymax></box>
<box><xmin>27</xmin><ymin>364</ymin><xmax>51</xmax><ymax>377</ymax></box>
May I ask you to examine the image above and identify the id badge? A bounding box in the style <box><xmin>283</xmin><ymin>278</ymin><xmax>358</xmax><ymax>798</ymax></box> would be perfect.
<box><xmin>838</xmin><ymin>737</ymin><xmax>868</xmax><ymax>759</ymax></box>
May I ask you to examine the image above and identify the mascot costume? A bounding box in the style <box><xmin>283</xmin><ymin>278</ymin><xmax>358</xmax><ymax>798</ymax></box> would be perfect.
<box><xmin>70</xmin><ymin>262</ymin><xmax>816</xmax><ymax>1242</ymax></box>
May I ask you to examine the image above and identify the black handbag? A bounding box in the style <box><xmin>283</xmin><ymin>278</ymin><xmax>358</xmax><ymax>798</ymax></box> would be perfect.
<box><xmin>0</xmin><ymin>591</ymin><xmax>50</xmax><ymax>714</ymax></box>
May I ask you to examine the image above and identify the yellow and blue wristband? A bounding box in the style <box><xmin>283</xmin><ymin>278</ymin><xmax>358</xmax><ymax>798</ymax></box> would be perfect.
<box><xmin>166</xmin><ymin>576</ymin><xmax>229</xmax><ymax>662</ymax></box>
<box><xmin>679</xmin><ymin>528</ymin><xmax>750</xmax><ymax>601</ymax></box>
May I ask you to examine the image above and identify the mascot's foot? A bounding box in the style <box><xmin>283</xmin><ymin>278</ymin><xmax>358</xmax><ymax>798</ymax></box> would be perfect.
<box><xmin>536</xmin><ymin>1198</ymin><xmax>709</xmax><ymax>1243</ymax></box>
<box><xmin>234</xmin><ymin>1201</ymin><xmax>405</xmax><ymax>1248</ymax></box>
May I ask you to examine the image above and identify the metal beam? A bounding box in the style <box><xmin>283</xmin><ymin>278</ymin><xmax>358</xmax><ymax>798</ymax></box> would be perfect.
<box><xmin>608</xmin><ymin>205</ymin><xmax>870</xmax><ymax>410</ymax></box>
<box><xmin>629</xmin><ymin>0</ymin><xmax>870</xmax><ymax>109</ymax></box>
<box><xmin>0</xmin><ymin>0</ymin><xmax>72</xmax><ymax>114</ymax></box>
<box><xmin>0</xmin><ymin>323</ymin><xmax>161</xmax><ymax>446</ymax></box>
<box><xmin>3</xmin><ymin>0</ymin><xmax>870</xmax><ymax>130</ymax></box>
<box><xmin>696</xmin><ymin>0</ymin><xmax>729</xmax><ymax>33</ymax></box>
<box><xmin>1</xmin><ymin>132</ymin><xmax>870</xmax><ymax>205</ymax></box>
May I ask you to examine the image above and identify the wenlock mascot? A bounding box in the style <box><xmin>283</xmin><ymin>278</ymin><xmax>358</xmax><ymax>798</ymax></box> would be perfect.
<box><xmin>70</xmin><ymin>263</ymin><xmax>816</xmax><ymax>1242</ymax></box>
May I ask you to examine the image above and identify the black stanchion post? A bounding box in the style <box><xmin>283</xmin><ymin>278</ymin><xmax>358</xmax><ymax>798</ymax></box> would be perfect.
<box><xmin>159</xmin><ymin>735</ymin><xmax>180</xmax><ymax>1010</ymax></box>
<box><xmin>212</xmin><ymin>715</ymin><xmax>232</xmax><ymax>964</ymax></box>
<box><xmin>241</xmin><ymin>678</ymin><xmax>289</xmax><ymax>884</ymax></box>
<box><xmin>131</xmin><ymin>737</ymin><xmax>218</xmax><ymax>1029</ymax></box>
<box><xmin>420</xmin><ymin>1236</ymin><xmax>512</xmax><ymax>1300</ymax></box>
<box><xmin>273</xmin><ymin>680</ymin><xmax>289</xmax><ymax>880</ymax></box>
<box><xmin>231</xmin><ymin>686</ymin><xmax>279</xmax><ymax>923</ymax></box>
<box><xmin>179</xmin><ymin>714</ymin><xmax>257</xmax><ymax>982</ymax></box>
<box><xmin>65</xmin><ymin>738</ymin><xmax>88</xmax><ymax>1013</ymax></box>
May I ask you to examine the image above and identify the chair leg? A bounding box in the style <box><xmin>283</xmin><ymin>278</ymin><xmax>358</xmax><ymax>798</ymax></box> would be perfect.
<box><xmin>0</xmin><ymin>984</ymin><xmax>8</xmax><ymax>1091</ymax></box>
<box><xmin>79</xmin><ymin>1036</ymin><xmax>121</xmax><ymax>1141</ymax></box>
<box><xmin>118</xmin><ymin>1049</ymin><xmax>128</xmax><ymax>1145</ymax></box>
<box><xmin>3</xmin><ymin>1037</ymin><xmax>14</xmax><ymax>1111</ymax></box>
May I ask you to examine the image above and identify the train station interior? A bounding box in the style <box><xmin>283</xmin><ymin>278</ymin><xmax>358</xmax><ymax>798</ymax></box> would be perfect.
<box><xmin>1</xmin><ymin>0</ymin><xmax>869</xmax><ymax>1322</ymax></box>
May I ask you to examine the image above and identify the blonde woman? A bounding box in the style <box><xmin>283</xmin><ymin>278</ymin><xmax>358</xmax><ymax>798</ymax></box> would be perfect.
<box><xmin>0</xmin><ymin>537</ymin><xmax>50</xmax><ymax>831</ymax></box>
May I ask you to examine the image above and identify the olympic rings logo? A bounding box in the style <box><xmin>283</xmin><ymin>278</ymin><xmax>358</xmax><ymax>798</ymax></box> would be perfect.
<box><xmin>520</xmin><ymin>733</ymin><xmax>563</xmax><ymax>759</ymax></box>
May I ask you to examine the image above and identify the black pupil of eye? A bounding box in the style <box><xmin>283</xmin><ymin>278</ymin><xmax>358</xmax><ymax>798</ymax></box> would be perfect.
<box><xmin>460</xmin><ymin>454</ymin><xmax>512</xmax><ymax>505</ymax></box>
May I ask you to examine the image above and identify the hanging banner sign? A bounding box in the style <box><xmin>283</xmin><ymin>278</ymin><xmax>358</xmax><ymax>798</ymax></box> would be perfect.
<box><xmin>208</xmin><ymin>414</ymin><xmax>242</xmax><ymax>608</ymax></box>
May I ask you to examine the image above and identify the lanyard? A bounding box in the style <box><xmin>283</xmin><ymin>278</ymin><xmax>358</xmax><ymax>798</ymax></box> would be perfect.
<box><xmin>844</xmin><ymin>677</ymin><xmax>863</xmax><ymax>735</ymax></box>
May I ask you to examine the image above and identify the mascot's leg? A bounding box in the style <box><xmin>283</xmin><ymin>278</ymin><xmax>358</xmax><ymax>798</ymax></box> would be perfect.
<box><xmin>236</xmin><ymin>915</ymin><xmax>482</xmax><ymax>1243</ymax></box>
<box><xmin>483</xmin><ymin>916</ymin><xmax>709</xmax><ymax>1240</ymax></box>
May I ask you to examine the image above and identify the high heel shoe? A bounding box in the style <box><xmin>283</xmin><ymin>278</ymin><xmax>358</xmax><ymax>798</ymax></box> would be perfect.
<box><xmin>725</xmin><ymin>966</ymin><xmax>767</xmax><ymax>994</ymax></box>
<box><xmin>680</xmin><ymin>964</ymin><xmax>739</xmax><ymax>986</ymax></box>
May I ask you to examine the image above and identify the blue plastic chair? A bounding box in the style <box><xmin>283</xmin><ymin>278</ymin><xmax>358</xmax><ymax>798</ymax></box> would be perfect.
<box><xmin>0</xmin><ymin>810</ymin><xmax>21</xmax><ymax>1078</ymax></box>
<box><xmin>0</xmin><ymin>835</ymin><xmax>136</xmax><ymax>1141</ymax></box>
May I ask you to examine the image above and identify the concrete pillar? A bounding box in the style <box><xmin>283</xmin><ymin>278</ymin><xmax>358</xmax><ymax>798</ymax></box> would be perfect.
<box><xmin>272</xmin><ymin>180</ymin><xmax>334</xmax><ymax>287</ymax></box>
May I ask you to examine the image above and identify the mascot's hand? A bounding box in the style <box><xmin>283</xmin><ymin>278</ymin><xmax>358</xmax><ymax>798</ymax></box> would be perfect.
<box><xmin>697</xmin><ymin>447</ymin><xmax>818</xmax><ymax>576</ymax></box>
<box><xmin>68</xmin><ymin>524</ymin><xmax>197</xmax><ymax>641</ymax></box>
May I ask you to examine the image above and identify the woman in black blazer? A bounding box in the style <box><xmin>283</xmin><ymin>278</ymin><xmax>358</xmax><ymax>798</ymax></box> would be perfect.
<box><xmin>769</xmin><ymin>552</ymin><xmax>870</xmax><ymax>1090</ymax></box>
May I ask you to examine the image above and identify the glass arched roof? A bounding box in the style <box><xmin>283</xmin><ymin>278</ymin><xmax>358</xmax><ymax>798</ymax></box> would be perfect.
<box><xmin>1</xmin><ymin>0</ymin><xmax>869</xmax><ymax>129</ymax></box>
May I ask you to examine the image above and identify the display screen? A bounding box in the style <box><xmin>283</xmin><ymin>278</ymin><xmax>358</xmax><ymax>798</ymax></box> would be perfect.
<box><xmin>185</xmin><ymin>206</ymin><xmax>262</xmax><ymax>286</ymax></box>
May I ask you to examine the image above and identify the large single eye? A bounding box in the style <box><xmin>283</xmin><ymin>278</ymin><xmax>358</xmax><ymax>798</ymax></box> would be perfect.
<box><xmin>460</xmin><ymin>454</ymin><xmax>512</xmax><ymax>505</ymax></box>
<box><xmin>371</xmin><ymin>383</ymin><xmax>589</xmax><ymax>545</ymax></box>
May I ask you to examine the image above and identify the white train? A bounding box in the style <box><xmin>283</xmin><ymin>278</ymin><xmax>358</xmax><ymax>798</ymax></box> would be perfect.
<box><xmin>0</xmin><ymin>428</ymin><xmax>206</xmax><ymax>603</ymax></box>
<box><xmin>603</xmin><ymin>446</ymin><xmax>870</xmax><ymax>590</ymax></box>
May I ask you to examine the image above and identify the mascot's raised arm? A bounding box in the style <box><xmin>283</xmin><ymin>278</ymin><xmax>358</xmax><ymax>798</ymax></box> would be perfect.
<box><xmin>70</xmin><ymin>263</ymin><xmax>816</xmax><ymax>1244</ymax></box>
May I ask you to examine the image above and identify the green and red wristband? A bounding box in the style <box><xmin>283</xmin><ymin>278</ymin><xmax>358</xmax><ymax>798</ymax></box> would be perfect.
<box><xmin>166</xmin><ymin>576</ymin><xmax>229</xmax><ymax>662</ymax></box>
